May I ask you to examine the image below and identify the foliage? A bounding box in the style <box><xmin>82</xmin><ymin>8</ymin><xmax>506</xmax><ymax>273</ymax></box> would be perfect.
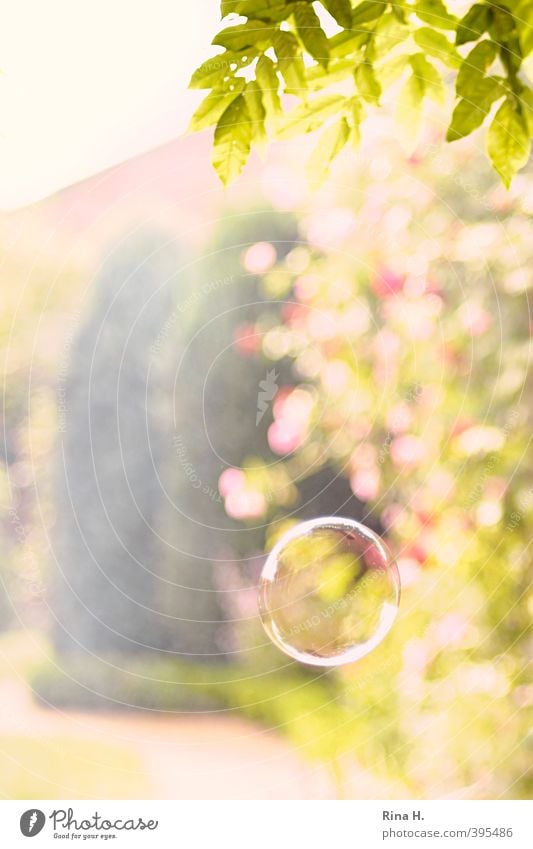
<box><xmin>0</xmin><ymin>735</ymin><xmax>150</xmax><ymax>799</ymax></box>
<box><xmin>213</xmin><ymin>128</ymin><xmax>532</xmax><ymax>797</ymax></box>
<box><xmin>190</xmin><ymin>1</ymin><xmax>533</xmax><ymax>186</ymax></box>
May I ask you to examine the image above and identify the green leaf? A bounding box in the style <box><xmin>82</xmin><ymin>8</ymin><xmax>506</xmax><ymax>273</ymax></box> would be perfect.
<box><xmin>396</xmin><ymin>69</ymin><xmax>425</xmax><ymax>140</ymax></box>
<box><xmin>488</xmin><ymin>97</ymin><xmax>531</xmax><ymax>187</ymax></box>
<box><xmin>255</xmin><ymin>54</ymin><xmax>282</xmax><ymax>117</ymax></box>
<box><xmin>392</xmin><ymin>3</ymin><xmax>407</xmax><ymax>23</ymax></box>
<box><xmin>355</xmin><ymin>62</ymin><xmax>382</xmax><ymax>104</ymax></box>
<box><xmin>212</xmin><ymin>20</ymin><xmax>276</xmax><ymax>51</ymax></box>
<box><xmin>221</xmin><ymin>1</ymin><xmax>238</xmax><ymax>16</ymax></box>
<box><xmin>516</xmin><ymin>1</ymin><xmax>533</xmax><ymax>57</ymax></box>
<box><xmin>456</xmin><ymin>40</ymin><xmax>499</xmax><ymax>98</ymax></box>
<box><xmin>413</xmin><ymin>27</ymin><xmax>461</xmax><ymax>68</ymax></box>
<box><xmin>233</xmin><ymin>0</ymin><xmax>293</xmax><ymax>22</ymax></box>
<box><xmin>328</xmin><ymin>29</ymin><xmax>370</xmax><ymax>58</ymax></box>
<box><xmin>446</xmin><ymin>77</ymin><xmax>504</xmax><ymax>141</ymax></box>
<box><xmin>244</xmin><ymin>80</ymin><xmax>267</xmax><ymax>142</ymax></box>
<box><xmin>189</xmin><ymin>51</ymin><xmax>256</xmax><ymax>90</ymax></box>
<box><xmin>395</xmin><ymin>54</ymin><xmax>442</xmax><ymax>141</ymax></box>
<box><xmin>306</xmin><ymin>58</ymin><xmax>356</xmax><ymax>91</ymax></box>
<box><xmin>456</xmin><ymin>3</ymin><xmax>492</xmax><ymax>46</ymax></box>
<box><xmin>376</xmin><ymin>53</ymin><xmax>409</xmax><ymax>89</ymax></box>
<box><xmin>189</xmin><ymin>56</ymin><xmax>232</xmax><ymax>90</ymax></box>
<box><xmin>212</xmin><ymin>94</ymin><xmax>253</xmax><ymax>185</ymax></box>
<box><xmin>307</xmin><ymin>117</ymin><xmax>350</xmax><ymax>187</ymax></box>
<box><xmin>273</xmin><ymin>30</ymin><xmax>307</xmax><ymax>94</ymax></box>
<box><xmin>189</xmin><ymin>78</ymin><xmax>246</xmax><ymax>131</ymax></box>
<box><xmin>372</xmin><ymin>12</ymin><xmax>410</xmax><ymax>56</ymax></box>
<box><xmin>350</xmin><ymin>97</ymin><xmax>365</xmax><ymax>145</ymax></box>
<box><xmin>446</xmin><ymin>98</ymin><xmax>487</xmax><ymax>141</ymax></box>
<box><xmin>409</xmin><ymin>54</ymin><xmax>444</xmax><ymax>103</ymax></box>
<box><xmin>489</xmin><ymin>6</ymin><xmax>516</xmax><ymax>42</ymax></box>
<box><xmin>293</xmin><ymin>2</ymin><xmax>330</xmax><ymax>67</ymax></box>
<box><xmin>277</xmin><ymin>95</ymin><xmax>347</xmax><ymax>139</ymax></box>
<box><xmin>519</xmin><ymin>86</ymin><xmax>533</xmax><ymax>135</ymax></box>
<box><xmin>415</xmin><ymin>0</ymin><xmax>457</xmax><ymax>31</ymax></box>
<box><xmin>351</xmin><ymin>1</ymin><xmax>387</xmax><ymax>27</ymax></box>
<box><xmin>320</xmin><ymin>0</ymin><xmax>353</xmax><ymax>29</ymax></box>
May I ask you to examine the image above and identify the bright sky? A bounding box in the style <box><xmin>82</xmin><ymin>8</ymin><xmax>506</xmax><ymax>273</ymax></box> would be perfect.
<box><xmin>0</xmin><ymin>0</ymin><xmax>220</xmax><ymax>209</ymax></box>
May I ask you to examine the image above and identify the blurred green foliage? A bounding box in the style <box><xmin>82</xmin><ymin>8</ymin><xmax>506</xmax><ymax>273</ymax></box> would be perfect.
<box><xmin>0</xmin><ymin>98</ymin><xmax>531</xmax><ymax>799</ymax></box>
<box><xmin>0</xmin><ymin>735</ymin><xmax>150</xmax><ymax>799</ymax></box>
<box><xmin>214</xmin><ymin>126</ymin><xmax>532</xmax><ymax>797</ymax></box>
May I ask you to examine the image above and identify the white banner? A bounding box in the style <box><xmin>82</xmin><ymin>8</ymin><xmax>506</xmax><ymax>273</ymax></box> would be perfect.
<box><xmin>0</xmin><ymin>800</ymin><xmax>531</xmax><ymax>848</ymax></box>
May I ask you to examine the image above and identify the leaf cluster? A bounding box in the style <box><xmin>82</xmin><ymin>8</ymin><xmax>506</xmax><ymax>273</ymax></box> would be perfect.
<box><xmin>190</xmin><ymin>2</ymin><xmax>533</xmax><ymax>186</ymax></box>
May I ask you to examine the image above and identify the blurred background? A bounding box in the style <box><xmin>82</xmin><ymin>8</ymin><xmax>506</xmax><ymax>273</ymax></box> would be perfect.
<box><xmin>0</xmin><ymin>6</ymin><xmax>532</xmax><ymax>799</ymax></box>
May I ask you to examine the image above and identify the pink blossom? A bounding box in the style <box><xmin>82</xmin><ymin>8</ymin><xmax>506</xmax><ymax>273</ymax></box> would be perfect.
<box><xmin>218</xmin><ymin>468</ymin><xmax>246</xmax><ymax>498</ymax></box>
<box><xmin>225</xmin><ymin>489</ymin><xmax>266</xmax><ymax>520</ymax></box>
<box><xmin>434</xmin><ymin>614</ymin><xmax>468</xmax><ymax>648</ymax></box>
<box><xmin>242</xmin><ymin>242</ymin><xmax>277</xmax><ymax>274</ymax></box>
<box><xmin>390</xmin><ymin>435</ymin><xmax>427</xmax><ymax>469</ymax></box>
<box><xmin>307</xmin><ymin>310</ymin><xmax>337</xmax><ymax>341</ymax></box>
<box><xmin>350</xmin><ymin>467</ymin><xmax>380</xmax><ymax>501</ymax></box>
<box><xmin>397</xmin><ymin>556</ymin><xmax>421</xmax><ymax>587</ymax></box>
<box><xmin>305</xmin><ymin>208</ymin><xmax>357</xmax><ymax>251</ymax></box>
<box><xmin>387</xmin><ymin>403</ymin><xmax>412</xmax><ymax>433</ymax></box>
<box><xmin>268</xmin><ymin>419</ymin><xmax>304</xmax><ymax>455</ymax></box>
<box><xmin>294</xmin><ymin>274</ymin><xmax>320</xmax><ymax>302</ymax></box>
<box><xmin>272</xmin><ymin>386</ymin><xmax>293</xmax><ymax>419</ymax></box>
<box><xmin>322</xmin><ymin>360</ymin><xmax>350</xmax><ymax>394</ymax></box>
<box><xmin>372</xmin><ymin>267</ymin><xmax>404</xmax><ymax>298</ymax></box>
<box><xmin>381</xmin><ymin>503</ymin><xmax>404</xmax><ymax>530</ymax></box>
<box><xmin>402</xmin><ymin>639</ymin><xmax>429</xmax><ymax>675</ymax></box>
<box><xmin>233</xmin><ymin>323</ymin><xmax>260</xmax><ymax>356</ymax></box>
<box><xmin>459</xmin><ymin>301</ymin><xmax>492</xmax><ymax>336</ymax></box>
<box><xmin>350</xmin><ymin>443</ymin><xmax>377</xmax><ymax>470</ymax></box>
<box><xmin>341</xmin><ymin>302</ymin><xmax>371</xmax><ymax>336</ymax></box>
<box><xmin>374</xmin><ymin>328</ymin><xmax>401</xmax><ymax>360</ymax></box>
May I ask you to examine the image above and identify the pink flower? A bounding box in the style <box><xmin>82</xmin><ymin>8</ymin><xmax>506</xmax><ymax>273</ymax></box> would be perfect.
<box><xmin>397</xmin><ymin>556</ymin><xmax>421</xmax><ymax>588</ymax></box>
<box><xmin>403</xmin><ymin>639</ymin><xmax>429</xmax><ymax>675</ymax></box>
<box><xmin>434</xmin><ymin>614</ymin><xmax>468</xmax><ymax>648</ymax></box>
<box><xmin>459</xmin><ymin>302</ymin><xmax>492</xmax><ymax>336</ymax></box>
<box><xmin>322</xmin><ymin>360</ymin><xmax>350</xmax><ymax>394</ymax></box>
<box><xmin>268</xmin><ymin>420</ymin><xmax>303</xmax><ymax>455</ymax></box>
<box><xmin>387</xmin><ymin>403</ymin><xmax>412</xmax><ymax>433</ymax></box>
<box><xmin>218</xmin><ymin>468</ymin><xmax>246</xmax><ymax>498</ymax></box>
<box><xmin>233</xmin><ymin>323</ymin><xmax>260</xmax><ymax>357</ymax></box>
<box><xmin>350</xmin><ymin>467</ymin><xmax>380</xmax><ymax>501</ymax></box>
<box><xmin>372</xmin><ymin>267</ymin><xmax>404</xmax><ymax>298</ymax></box>
<box><xmin>294</xmin><ymin>274</ymin><xmax>320</xmax><ymax>302</ymax></box>
<box><xmin>305</xmin><ymin>208</ymin><xmax>357</xmax><ymax>251</ymax></box>
<box><xmin>242</xmin><ymin>242</ymin><xmax>277</xmax><ymax>274</ymax></box>
<box><xmin>390</xmin><ymin>435</ymin><xmax>426</xmax><ymax>469</ymax></box>
<box><xmin>350</xmin><ymin>443</ymin><xmax>377</xmax><ymax>471</ymax></box>
<box><xmin>225</xmin><ymin>489</ymin><xmax>266</xmax><ymax>520</ymax></box>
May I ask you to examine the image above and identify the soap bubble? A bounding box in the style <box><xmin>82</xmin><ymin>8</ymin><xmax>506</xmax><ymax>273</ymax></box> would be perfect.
<box><xmin>259</xmin><ymin>517</ymin><xmax>400</xmax><ymax>667</ymax></box>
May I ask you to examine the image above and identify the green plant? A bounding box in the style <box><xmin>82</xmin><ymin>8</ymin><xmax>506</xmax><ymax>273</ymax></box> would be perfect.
<box><xmin>190</xmin><ymin>1</ymin><xmax>533</xmax><ymax>186</ymax></box>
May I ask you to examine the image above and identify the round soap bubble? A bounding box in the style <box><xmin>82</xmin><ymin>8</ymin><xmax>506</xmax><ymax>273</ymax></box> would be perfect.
<box><xmin>259</xmin><ymin>517</ymin><xmax>400</xmax><ymax>667</ymax></box>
